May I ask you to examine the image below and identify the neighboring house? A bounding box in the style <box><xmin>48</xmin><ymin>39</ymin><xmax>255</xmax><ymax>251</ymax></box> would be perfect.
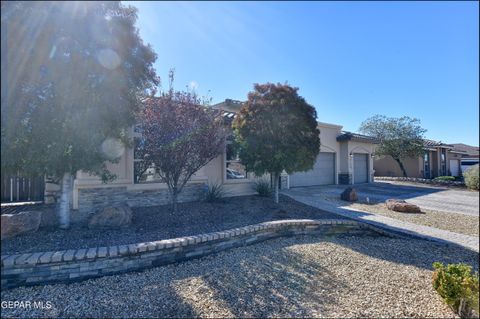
<box><xmin>450</xmin><ymin>143</ymin><xmax>480</xmax><ymax>172</ymax></box>
<box><xmin>374</xmin><ymin>139</ymin><xmax>467</xmax><ymax>178</ymax></box>
<box><xmin>47</xmin><ymin>99</ymin><xmax>376</xmax><ymax>221</ymax></box>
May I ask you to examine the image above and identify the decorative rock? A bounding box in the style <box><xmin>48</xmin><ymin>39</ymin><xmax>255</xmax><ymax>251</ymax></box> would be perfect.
<box><xmin>340</xmin><ymin>187</ymin><xmax>358</xmax><ymax>202</ymax></box>
<box><xmin>386</xmin><ymin>199</ymin><xmax>421</xmax><ymax>213</ymax></box>
<box><xmin>1</xmin><ymin>211</ymin><xmax>42</xmax><ymax>239</ymax></box>
<box><xmin>88</xmin><ymin>206</ymin><xmax>132</xmax><ymax>229</ymax></box>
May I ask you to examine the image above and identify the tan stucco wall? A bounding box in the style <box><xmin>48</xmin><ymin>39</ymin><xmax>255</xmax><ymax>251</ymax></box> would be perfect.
<box><xmin>373</xmin><ymin>155</ymin><xmax>422</xmax><ymax>177</ymax></box>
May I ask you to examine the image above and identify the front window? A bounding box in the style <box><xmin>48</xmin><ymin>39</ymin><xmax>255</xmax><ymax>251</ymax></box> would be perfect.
<box><xmin>424</xmin><ymin>152</ymin><xmax>430</xmax><ymax>178</ymax></box>
<box><xmin>133</xmin><ymin>137</ymin><xmax>160</xmax><ymax>183</ymax></box>
<box><xmin>441</xmin><ymin>149</ymin><xmax>447</xmax><ymax>175</ymax></box>
<box><xmin>225</xmin><ymin>143</ymin><xmax>247</xmax><ymax>180</ymax></box>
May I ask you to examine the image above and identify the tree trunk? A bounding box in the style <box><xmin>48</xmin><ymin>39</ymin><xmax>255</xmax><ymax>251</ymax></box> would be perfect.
<box><xmin>394</xmin><ymin>158</ymin><xmax>408</xmax><ymax>177</ymax></box>
<box><xmin>273</xmin><ymin>172</ymin><xmax>279</xmax><ymax>204</ymax></box>
<box><xmin>58</xmin><ymin>172</ymin><xmax>72</xmax><ymax>229</ymax></box>
<box><xmin>171</xmin><ymin>190</ymin><xmax>178</xmax><ymax>213</ymax></box>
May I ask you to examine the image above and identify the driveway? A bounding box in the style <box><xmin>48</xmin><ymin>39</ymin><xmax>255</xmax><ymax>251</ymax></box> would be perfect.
<box><xmin>285</xmin><ymin>181</ymin><xmax>479</xmax><ymax>217</ymax></box>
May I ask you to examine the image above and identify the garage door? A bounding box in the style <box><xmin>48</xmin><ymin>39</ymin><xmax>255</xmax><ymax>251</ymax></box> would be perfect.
<box><xmin>449</xmin><ymin>160</ymin><xmax>459</xmax><ymax>176</ymax></box>
<box><xmin>353</xmin><ymin>154</ymin><xmax>368</xmax><ymax>184</ymax></box>
<box><xmin>290</xmin><ymin>152</ymin><xmax>335</xmax><ymax>187</ymax></box>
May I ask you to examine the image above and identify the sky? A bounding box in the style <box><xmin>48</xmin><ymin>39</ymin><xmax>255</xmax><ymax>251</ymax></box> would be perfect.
<box><xmin>124</xmin><ymin>1</ymin><xmax>479</xmax><ymax>145</ymax></box>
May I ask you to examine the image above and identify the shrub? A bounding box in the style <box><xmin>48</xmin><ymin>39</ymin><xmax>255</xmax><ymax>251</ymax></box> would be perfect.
<box><xmin>464</xmin><ymin>165</ymin><xmax>479</xmax><ymax>190</ymax></box>
<box><xmin>205</xmin><ymin>183</ymin><xmax>227</xmax><ymax>202</ymax></box>
<box><xmin>434</xmin><ymin>176</ymin><xmax>456</xmax><ymax>182</ymax></box>
<box><xmin>255</xmin><ymin>179</ymin><xmax>272</xmax><ymax>197</ymax></box>
<box><xmin>432</xmin><ymin>262</ymin><xmax>479</xmax><ymax>318</ymax></box>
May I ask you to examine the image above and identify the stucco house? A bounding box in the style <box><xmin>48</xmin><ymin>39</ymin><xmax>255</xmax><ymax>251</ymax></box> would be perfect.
<box><xmin>54</xmin><ymin>99</ymin><xmax>376</xmax><ymax>221</ymax></box>
<box><xmin>373</xmin><ymin>139</ymin><xmax>467</xmax><ymax>178</ymax></box>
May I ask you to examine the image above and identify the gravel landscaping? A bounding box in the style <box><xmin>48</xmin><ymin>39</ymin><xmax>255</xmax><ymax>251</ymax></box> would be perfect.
<box><xmin>1</xmin><ymin>195</ymin><xmax>341</xmax><ymax>254</ymax></box>
<box><xmin>319</xmin><ymin>194</ymin><xmax>479</xmax><ymax>236</ymax></box>
<box><xmin>2</xmin><ymin>234</ymin><xmax>478</xmax><ymax>318</ymax></box>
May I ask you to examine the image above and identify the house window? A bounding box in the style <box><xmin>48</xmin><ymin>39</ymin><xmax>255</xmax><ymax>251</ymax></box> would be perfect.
<box><xmin>441</xmin><ymin>149</ymin><xmax>447</xmax><ymax>176</ymax></box>
<box><xmin>424</xmin><ymin>152</ymin><xmax>430</xmax><ymax>179</ymax></box>
<box><xmin>133</xmin><ymin>137</ymin><xmax>160</xmax><ymax>183</ymax></box>
<box><xmin>225</xmin><ymin>143</ymin><xmax>247</xmax><ymax>180</ymax></box>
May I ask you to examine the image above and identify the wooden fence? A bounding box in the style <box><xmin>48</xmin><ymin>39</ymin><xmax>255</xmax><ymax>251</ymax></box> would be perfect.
<box><xmin>1</xmin><ymin>175</ymin><xmax>45</xmax><ymax>203</ymax></box>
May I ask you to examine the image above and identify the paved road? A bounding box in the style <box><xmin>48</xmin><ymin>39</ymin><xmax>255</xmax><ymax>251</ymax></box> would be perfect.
<box><xmin>285</xmin><ymin>181</ymin><xmax>479</xmax><ymax>216</ymax></box>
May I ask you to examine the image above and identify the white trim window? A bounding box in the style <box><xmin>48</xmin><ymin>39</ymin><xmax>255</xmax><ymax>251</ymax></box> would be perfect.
<box><xmin>225</xmin><ymin>142</ymin><xmax>248</xmax><ymax>180</ymax></box>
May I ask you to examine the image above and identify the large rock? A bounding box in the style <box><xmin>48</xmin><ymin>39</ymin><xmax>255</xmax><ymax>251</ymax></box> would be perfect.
<box><xmin>340</xmin><ymin>187</ymin><xmax>358</xmax><ymax>202</ymax></box>
<box><xmin>88</xmin><ymin>206</ymin><xmax>133</xmax><ymax>229</ymax></box>
<box><xmin>385</xmin><ymin>199</ymin><xmax>421</xmax><ymax>213</ymax></box>
<box><xmin>1</xmin><ymin>211</ymin><xmax>42</xmax><ymax>239</ymax></box>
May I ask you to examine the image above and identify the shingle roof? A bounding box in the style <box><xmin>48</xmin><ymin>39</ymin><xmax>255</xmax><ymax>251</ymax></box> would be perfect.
<box><xmin>336</xmin><ymin>132</ymin><xmax>379</xmax><ymax>143</ymax></box>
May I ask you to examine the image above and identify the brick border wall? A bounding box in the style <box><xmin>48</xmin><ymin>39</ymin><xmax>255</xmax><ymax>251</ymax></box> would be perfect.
<box><xmin>1</xmin><ymin>219</ymin><xmax>384</xmax><ymax>290</ymax></box>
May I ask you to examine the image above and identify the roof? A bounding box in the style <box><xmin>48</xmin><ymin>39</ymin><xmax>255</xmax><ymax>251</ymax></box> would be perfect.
<box><xmin>450</xmin><ymin>143</ymin><xmax>480</xmax><ymax>157</ymax></box>
<box><xmin>336</xmin><ymin>131</ymin><xmax>379</xmax><ymax>144</ymax></box>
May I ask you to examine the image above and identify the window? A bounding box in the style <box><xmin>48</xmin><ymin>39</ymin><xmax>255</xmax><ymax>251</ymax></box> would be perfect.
<box><xmin>441</xmin><ymin>149</ymin><xmax>447</xmax><ymax>175</ymax></box>
<box><xmin>424</xmin><ymin>152</ymin><xmax>430</xmax><ymax>179</ymax></box>
<box><xmin>225</xmin><ymin>143</ymin><xmax>247</xmax><ymax>180</ymax></box>
<box><xmin>133</xmin><ymin>137</ymin><xmax>160</xmax><ymax>183</ymax></box>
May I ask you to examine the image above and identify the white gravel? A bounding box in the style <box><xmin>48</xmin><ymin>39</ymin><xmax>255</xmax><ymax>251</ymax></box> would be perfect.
<box><xmin>1</xmin><ymin>235</ymin><xmax>478</xmax><ymax>318</ymax></box>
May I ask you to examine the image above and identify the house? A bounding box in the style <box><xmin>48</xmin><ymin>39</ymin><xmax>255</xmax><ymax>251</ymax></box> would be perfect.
<box><xmin>450</xmin><ymin>143</ymin><xmax>480</xmax><ymax>172</ymax></box>
<box><xmin>373</xmin><ymin>139</ymin><xmax>467</xmax><ymax>178</ymax></box>
<box><xmin>48</xmin><ymin>99</ymin><xmax>376</xmax><ymax>222</ymax></box>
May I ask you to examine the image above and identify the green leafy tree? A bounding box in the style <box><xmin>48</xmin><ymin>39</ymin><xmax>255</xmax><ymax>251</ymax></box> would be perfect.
<box><xmin>1</xmin><ymin>1</ymin><xmax>158</xmax><ymax>227</ymax></box>
<box><xmin>233</xmin><ymin>83</ymin><xmax>320</xmax><ymax>203</ymax></box>
<box><xmin>359</xmin><ymin>115</ymin><xmax>426</xmax><ymax>177</ymax></box>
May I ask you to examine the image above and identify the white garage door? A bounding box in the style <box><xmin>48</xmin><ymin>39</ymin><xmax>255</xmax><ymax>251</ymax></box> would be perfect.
<box><xmin>290</xmin><ymin>152</ymin><xmax>335</xmax><ymax>187</ymax></box>
<box><xmin>449</xmin><ymin>160</ymin><xmax>459</xmax><ymax>176</ymax></box>
<box><xmin>353</xmin><ymin>154</ymin><xmax>368</xmax><ymax>184</ymax></box>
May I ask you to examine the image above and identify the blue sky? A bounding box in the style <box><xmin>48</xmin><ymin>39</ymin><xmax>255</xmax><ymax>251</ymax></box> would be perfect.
<box><xmin>125</xmin><ymin>1</ymin><xmax>479</xmax><ymax>145</ymax></box>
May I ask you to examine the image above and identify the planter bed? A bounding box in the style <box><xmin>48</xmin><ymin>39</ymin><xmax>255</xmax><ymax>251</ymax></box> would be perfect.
<box><xmin>1</xmin><ymin>195</ymin><xmax>341</xmax><ymax>255</ymax></box>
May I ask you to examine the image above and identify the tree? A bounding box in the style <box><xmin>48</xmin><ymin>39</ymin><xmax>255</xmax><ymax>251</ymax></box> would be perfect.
<box><xmin>233</xmin><ymin>83</ymin><xmax>320</xmax><ymax>203</ymax></box>
<box><xmin>359</xmin><ymin>115</ymin><xmax>426</xmax><ymax>177</ymax></box>
<box><xmin>137</xmin><ymin>75</ymin><xmax>227</xmax><ymax>212</ymax></box>
<box><xmin>1</xmin><ymin>1</ymin><xmax>158</xmax><ymax>228</ymax></box>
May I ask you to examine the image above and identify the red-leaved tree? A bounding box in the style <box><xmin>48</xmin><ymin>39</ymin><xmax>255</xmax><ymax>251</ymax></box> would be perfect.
<box><xmin>137</xmin><ymin>80</ymin><xmax>227</xmax><ymax>212</ymax></box>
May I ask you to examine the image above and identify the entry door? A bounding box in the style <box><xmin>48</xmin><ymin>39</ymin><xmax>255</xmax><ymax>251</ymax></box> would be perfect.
<box><xmin>353</xmin><ymin>154</ymin><xmax>368</xmax><ymax>184</ymax></box>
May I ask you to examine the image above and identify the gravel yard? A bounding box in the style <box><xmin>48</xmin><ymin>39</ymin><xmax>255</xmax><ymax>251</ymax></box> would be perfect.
<box><xmin>320</xmin><ymin>194</ymin><xmax>479</xmax><ymax>236</ymax></box>
<box><xmin>1</xmin><ymin>195</ymin><xmax>340</xmax><ymax>254</ymax></box>
<box><xmin>349</xmin><ymin>202</ymin><xmax>479</xmax><ymax>236</ymax></box>
<box><xmin>2</xmin><ymin>234</ymin><xmax>478</xmax><ymax>318</ymax></box>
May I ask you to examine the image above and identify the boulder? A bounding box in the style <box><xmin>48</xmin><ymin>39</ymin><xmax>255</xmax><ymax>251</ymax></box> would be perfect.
<box><xmin>1</xmin><ymin>211</ymin><xmax>42</xmax><ymax>239</ymax></box>
<box><xmin>340</xmin><ymin>187</ymin><xmax>358</xmax><ymax>202</ymax></box>
<box><xmin>386</xmin><ymin>199</ymin><xmax>421</xmax><ymax>213</ymax></box>
<box><xmin>88</xmin><ymin>206</ymin><xmax>133</xmax><ymax>229</ymax></box>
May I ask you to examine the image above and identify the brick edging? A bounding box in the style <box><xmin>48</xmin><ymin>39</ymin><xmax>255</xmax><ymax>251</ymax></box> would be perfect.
<box><xmin>1</xmin><ymin>219</ymin><xmax>380</xmax><ymax>289</ymax></box>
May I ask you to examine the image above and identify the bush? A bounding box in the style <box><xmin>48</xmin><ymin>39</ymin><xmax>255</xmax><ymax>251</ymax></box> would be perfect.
<box><xmin>464</xmin><ymin>165</ymin><xmax>479</xmax><ymax>190</ymax></box>
<box><xmin>434</xmin><ymin>176</ymin><xmax>456</xmax><ymax>182</ymax></box>
<box><xmin>255</xmin><ymin>179</ymin><xmax>272</xmax><ymax>197</ymax></box>
<box><xmin>432</xmin><ymin>262</ymin><xmax>479</xmax><ymax>318</ymax></box>
<box><xmin>205</xmin><ymin>183</ymin><xmax>226</xmax><ymax>202</ymax></box>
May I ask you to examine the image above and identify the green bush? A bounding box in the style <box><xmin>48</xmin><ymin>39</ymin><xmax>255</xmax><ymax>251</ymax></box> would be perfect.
<box><xmin>434</xmin><ymin>176</ymin><xmax>456</xmax><ymax>182</ymax></box>
<box><xmin>205</xmin><ymin>183</ymin><xmax>226</xmax><ymax>202</ymax></box>
<box><xmin>432</xmin><ymin>262</ymin><xmax>479</xmax><ymax>318</ymax></box>
<box><xmin>254</xmin><ymin>179</ymin><xmax>272</xmax><ymax>197</ymax></box>
<box><xmin>464</xmin><ymin>165</ymin><xmax>479</xmax><ymax>190</ymax></box>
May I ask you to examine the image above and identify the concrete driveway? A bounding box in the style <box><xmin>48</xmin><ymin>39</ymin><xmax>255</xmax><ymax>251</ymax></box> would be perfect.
<box><xmin>285</xmin><ymin>181</ymin><xmax>479</xmax><ymax>217</ymax></box>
